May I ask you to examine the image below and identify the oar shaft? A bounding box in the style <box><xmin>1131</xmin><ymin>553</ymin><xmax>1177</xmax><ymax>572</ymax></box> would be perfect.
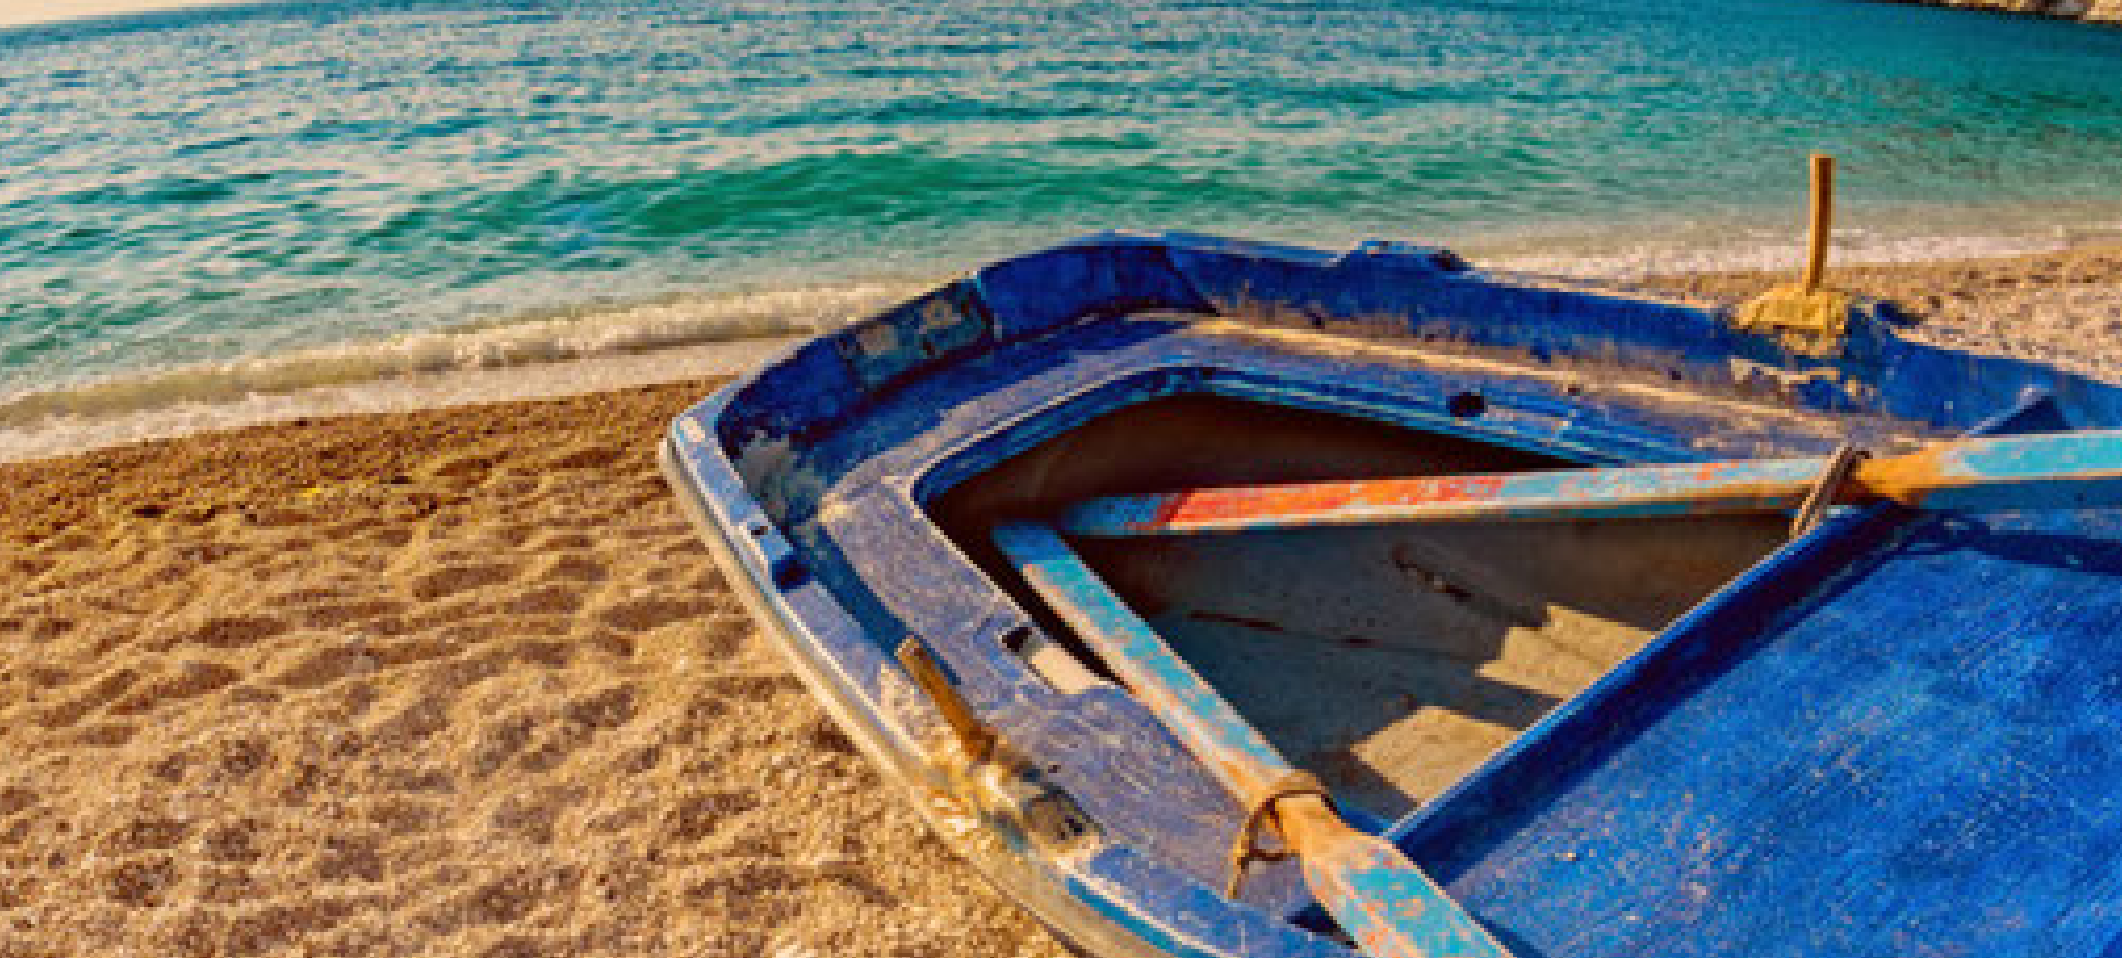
<box><xmin>1862</xmin><ymin>431</ymin><xmax>2122</xmax><ymax>510</ymax></box>
<box><xmin>996</xmin><ymin>520</ymin><xmax>1289</xmax><ymax>798</ymax></box>
<box><xmin>1278</xmin><ymin>794</ymin><xmax>1503</xmax><ymax>958</ymax></box>
<box><xmin>1059</xmin><ymin>431</ymin><xmax>2122</xmax><ymax>537</ymax></box>
<box><xmin>993</xmin><ymin>521</ymin><xmax>1514</xmax><ymax>958</ymax></box>
<box><xmin>1061</xmin><ymin>458</ymin><xmax>1825</xmax><ymax>536</ymax></box>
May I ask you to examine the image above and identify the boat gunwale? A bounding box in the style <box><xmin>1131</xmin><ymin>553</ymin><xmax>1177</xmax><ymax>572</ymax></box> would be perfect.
<box><xmin>660</xmin><ymin>433</ymin><xmax>1163</xmax><ymax>954</ymax></box>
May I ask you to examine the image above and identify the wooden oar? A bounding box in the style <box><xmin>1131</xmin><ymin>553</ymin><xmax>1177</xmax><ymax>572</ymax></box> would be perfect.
<box><xmin>1056</xmin><ymin>431</ymin><xmax>2122</xmax><ymax>537</ymax></box>
<box><xmin>992</xmin><ymin>522</ymin><xmax>1514</xmax><ymax>958</ymax></box>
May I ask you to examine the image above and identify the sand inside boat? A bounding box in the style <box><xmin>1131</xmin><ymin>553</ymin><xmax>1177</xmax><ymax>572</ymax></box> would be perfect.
<box><xmin>932</xmin><ymin>394</ymin><xmax>1792</xmax><ymax>823</ymax></box>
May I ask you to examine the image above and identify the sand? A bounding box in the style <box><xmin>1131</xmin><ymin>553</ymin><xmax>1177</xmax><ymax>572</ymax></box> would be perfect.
<box><xmin>0</xmin><ymin>382</ymin><xmax>1067</xmax><ymax>958</ymax></box>
<box><xmin>3</xmin><ymin>244</ymin><xmax>2120</xmax><ymax>958</ymax></box>
<box><xmin>1635</xmin><ymin>243</ymin><xmax>2122</xmax><ymax>381</ymax></box>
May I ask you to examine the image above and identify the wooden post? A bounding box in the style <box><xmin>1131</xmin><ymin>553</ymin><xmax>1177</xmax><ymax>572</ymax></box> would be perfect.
<box><xmin>1732</xmin><ymin>151</ymin><xmax>1852</xmax><ymax>353</ymax></box>
<box><xmin>1803</xmin><ymin>153</ymin><xmax>1834</xmax><ymax>295</ymax></box>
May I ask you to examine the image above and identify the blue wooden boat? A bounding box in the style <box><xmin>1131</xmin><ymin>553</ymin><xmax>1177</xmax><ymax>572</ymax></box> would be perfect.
<box><xmin>660</xmin><ymin>232</ymin><xmax>2122</xmax><ymax>958</ymax></box>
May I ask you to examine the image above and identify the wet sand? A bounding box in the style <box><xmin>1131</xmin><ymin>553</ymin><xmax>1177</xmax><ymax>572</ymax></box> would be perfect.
<box><xmin>4</xmin><ymin>244</ymin><xmax>2121</xmax><ymax>957</ymax></box>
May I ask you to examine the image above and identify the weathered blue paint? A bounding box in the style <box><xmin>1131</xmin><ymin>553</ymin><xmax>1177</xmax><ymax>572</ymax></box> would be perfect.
<box><xmin>994</xmin><ymin>520</ymin><xmax>1513</xmax><ymax>958</ymax></box>
<box><xmin>1298</xmin><ymin>842</ymin><xmax>1506</xmax><ymax>958</ymax></box>
<box><xmin>1921</xmin><ymin>430</ymin><xmax>2122</xmax><ymax>509</ymax></box>
<box><xmin>994</xmin><ymin>522</ymin><xmax>1291</xmax><ymax>792</ymax></box>
<box><xmin>1388</xmin><ymin>500</ymin><xmax>2122</xmax><ymax>958</ymax></box>
<box><xmin>662</xmin><ymin>232</ymin><xmax>2122</xmax><ymax>958</ymax></box>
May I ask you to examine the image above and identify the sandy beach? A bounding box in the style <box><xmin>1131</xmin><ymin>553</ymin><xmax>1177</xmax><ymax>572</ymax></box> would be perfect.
<box><xmin>1637</xmin><ymin>243</ymin><xmax>2122</xmax><ymax>381</ymax></box>
<box><xmin>0</xmin><ymin>381</ymin><xmax>1068</xmax><ymax>958</ymax></box>
<box><xmin>4</xmin><ymin>245</ymin><xmax>2122</xmax><ymax>957</ymax></box>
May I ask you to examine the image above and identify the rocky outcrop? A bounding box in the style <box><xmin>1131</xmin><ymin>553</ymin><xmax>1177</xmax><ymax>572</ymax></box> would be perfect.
<box><xmin>1893</xmin><ymin>0</ymin><xmax>2122</xmax><ymax>23</ymax></box>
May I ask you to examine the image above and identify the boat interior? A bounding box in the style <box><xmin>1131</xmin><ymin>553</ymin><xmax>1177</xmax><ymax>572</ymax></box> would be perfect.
<box><xmin>929</xmin><ymin>393</ymin><xmax>1792</xmax><ymax>826</ymax></box>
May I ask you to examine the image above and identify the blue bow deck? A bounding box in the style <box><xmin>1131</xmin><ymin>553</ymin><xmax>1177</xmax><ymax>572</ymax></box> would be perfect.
<box><xmin>1399</xmin><ymin>503</ymin><xmax>2122</xmax><ymax>958</ymax></box>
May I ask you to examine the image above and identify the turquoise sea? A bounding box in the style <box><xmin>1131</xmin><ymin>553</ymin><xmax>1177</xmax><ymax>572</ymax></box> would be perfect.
<box><xmin>4</xmin><ymin>0</ymin><xmax>2122</xmax><ymax>455</ymax></box>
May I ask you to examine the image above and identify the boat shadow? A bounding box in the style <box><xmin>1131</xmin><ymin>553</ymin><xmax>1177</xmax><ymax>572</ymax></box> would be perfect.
<box><xmin>1081</xmin><ymin>511</ymin><xmax>1784</xmax><ymax>824</ymax></box>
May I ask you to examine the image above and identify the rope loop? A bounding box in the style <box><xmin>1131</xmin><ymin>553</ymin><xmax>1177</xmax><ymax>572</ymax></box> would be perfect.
<box><xmin>1792</xmin><ymin>443</ymin><xmax>1869</xmax><ymax>539</ymax></box>
<box><xmin>1225</xmin><ymin>770</ymin><xmax>1333</xmax><ymax>898</ymax></box>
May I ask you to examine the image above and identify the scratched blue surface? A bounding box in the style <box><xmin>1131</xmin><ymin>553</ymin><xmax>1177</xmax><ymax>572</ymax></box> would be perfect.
<box><xmin>1932</xmin><ymin>432</ymin><xmax>2122</xmax><ymax>512</ymax></box>
<box><xmin>1309</xmin><ymin>856</ymin><xmax>1505</xmax><ymax>958</ymax></box>
<box><xmin>710</xmin><ymin>233</ymin><xmax>2122</xmax><ymax>463</ymax></box>
<box><xmin>665</xmin><ymin>234</ymin><xmax>2122</xmax><ymax>958</ymax></box>
<box><xmin>1397</xmin><ymin>505</ymin><xmax>2122</xmax><ymax>958</ymax></box>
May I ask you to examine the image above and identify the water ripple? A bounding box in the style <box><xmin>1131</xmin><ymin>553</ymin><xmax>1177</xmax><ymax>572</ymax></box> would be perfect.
<box><xmin>1</xmin><ymin>0</ymin><xmax>2121</xmax><ymax>399</ymax></box>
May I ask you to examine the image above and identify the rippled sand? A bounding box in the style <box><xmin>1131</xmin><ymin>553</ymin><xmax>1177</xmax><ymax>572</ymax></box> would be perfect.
<box><xmin>0</xmin><ymin>381</ymin><xmax>1066</xmax><ymax>958</ymax></box>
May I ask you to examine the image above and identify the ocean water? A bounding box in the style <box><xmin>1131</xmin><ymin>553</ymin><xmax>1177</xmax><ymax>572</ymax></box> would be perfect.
<box><xmin>4</xmin><ymin>0</ymin><xmax>2122</xmax><ymax>456</ymax></box>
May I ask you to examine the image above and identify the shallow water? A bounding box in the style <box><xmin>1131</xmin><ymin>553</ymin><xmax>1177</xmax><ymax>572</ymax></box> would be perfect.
<box><xmin>4</xmin><ymin>0</ymin><xmax>2122</xmax><ymax>429</ymax></box>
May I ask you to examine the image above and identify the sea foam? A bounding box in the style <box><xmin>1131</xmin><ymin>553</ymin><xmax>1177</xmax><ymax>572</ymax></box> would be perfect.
<box><xmin>0</xmin><ymin>281</ymin><xmax>926</xmax><ymax>462</ymax></box>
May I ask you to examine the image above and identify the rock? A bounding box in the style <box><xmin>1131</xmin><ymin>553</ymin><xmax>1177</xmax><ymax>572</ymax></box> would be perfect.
<box><xmin>1898</xmin><ymin>0</ymin><xmax>2122</xmax><ymax>21</ymax></box>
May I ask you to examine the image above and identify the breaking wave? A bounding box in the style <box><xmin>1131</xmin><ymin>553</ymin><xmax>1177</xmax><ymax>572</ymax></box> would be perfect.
<box><xmin>0</xmin><ymin>281</ymin><xmax>927</xmax><ymax>462</ymax></box>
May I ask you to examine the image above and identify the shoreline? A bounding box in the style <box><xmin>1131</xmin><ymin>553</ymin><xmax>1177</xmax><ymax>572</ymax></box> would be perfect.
<box><xmin>0</xmin><ymin>335</ymin><xmax>806</xmax><ymax>467</ymax></box>
<box><xmin>5</xmin><ymin>242</ymin><xmax>2122</xmax><ymax>956</ymax></box>
<box><xmin>8</xmin><ymin>239</ymin><xmax>2122</xmax><ymax>467</ymax></box>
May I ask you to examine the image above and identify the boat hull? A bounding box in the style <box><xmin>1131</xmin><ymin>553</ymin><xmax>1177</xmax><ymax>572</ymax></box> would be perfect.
<box><xmin>663</xmin><ymin>233</ymin><xmax>2122</xmax><ymax>958</ymax></box>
